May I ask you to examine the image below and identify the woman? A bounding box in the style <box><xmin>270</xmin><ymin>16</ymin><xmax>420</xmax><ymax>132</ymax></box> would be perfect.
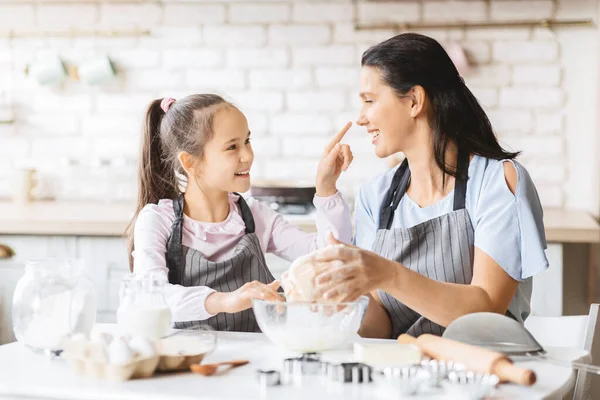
<box><xmin>311</xmin><ymin>33</ymin><xmax>549</xmax><ymax>339</ymax></box>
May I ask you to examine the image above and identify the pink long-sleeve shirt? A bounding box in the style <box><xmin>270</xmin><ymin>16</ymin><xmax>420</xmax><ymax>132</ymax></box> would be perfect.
<box><xmin>132</xmin><ymin>192</ymin><xmax>352</xmax><ymax>322</ymax></box>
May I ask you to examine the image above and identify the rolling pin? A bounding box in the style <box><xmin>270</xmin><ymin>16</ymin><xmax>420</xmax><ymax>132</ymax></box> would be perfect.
<box><xmin>398</xmin><ymin>333</ymin><xmax>536</xmax><ymax>386</ymax></box>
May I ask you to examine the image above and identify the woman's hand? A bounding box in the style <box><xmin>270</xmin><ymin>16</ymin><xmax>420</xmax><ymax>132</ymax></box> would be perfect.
<box><xmin>315</xmin><ymin>122</ymin><xmax>354</xmax><ymax>197</ymax></box>
<box><xmin>312</xmin><ymin>233</ymin><xmax>396</xmax><ymax>303</ymax></box>
<box><xmin>206</xmin><ymin>280</ymin><xmax>283</xmax><ymax>314</ymax></box>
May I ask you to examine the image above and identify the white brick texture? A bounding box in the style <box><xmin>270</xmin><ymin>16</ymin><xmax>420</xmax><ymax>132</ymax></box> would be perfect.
<box><xmin>535</xmin><ymin>113</ymin><xmax>564</xmax><ymax>135</ymax></box>
<box><xmin>488</xmin><ymin>109</ymin><xmax>534</xmax><ymax>135</ymax></box>
<box><xmin>163</xmin><ymin>5</ymin><xmax>226</xmax><ymax>25</ymax></box>
<box><xmin>293</xmin><ymin>46</ymin><xmax>356</xmax><ymax>66</ymax></box>
<box><xmin>287</xmin><ymin>91</ymin><xmax>347</xmax><ymax>112</ymax></box>
<box><xmin>357</xmin><ymin>2</ymin><xmax>420</xmax><ymax>24</ymax></box>
<box><xmin>230</xmin><ymin>91</ymin><xmax>284</xmax><ymax>113</ymax></box>
<box><xmin>140</xmin><ymin>27</ymin><xmax>203</xmax><ymax>48</ymax></box>
<box><xmin>499</xmin><ymin>88</ymin><xmax>564</xmax><ymax>108</ymax></box>
<box><xmin>271</xmin><ymin>114</ymin><xmax>333</xmax><ymax>135</ymax></box>
<box><xmin>229</xmin><ymin>4</ymin><xmax>291</xmax><ymax>24</ymax></box>
<box><xmin>465</xmin><ymin>65</ymin><xmax>511</xmax><ymax>87</ymax></box>
<box><xmin>315</xmin><ymin>67</ymin><xmax>360</xmax><ymax>88</ymax></box>
<box><xmin>37</xmin><ymin>5</ymin><xmax>98</xmax><ymax>28</ymax></box>
<box><xmin>423</xmin><ymin>1</ymin><xmax>487</xmax><ymax>23</ymax></box>
<box><xmin>99</xmin><ymin>4</ymin><xmax>161</xmax><ymax>28</ymax></box>
<box><xmin>293</xmin><ymin>3</ymin><xmax>354</xmax><ymax>23</ymax></box>
<box><xmin>227</xmin><ymin>48</ymin><xmax>289</xmax><ymax>68</ymax></box>
<box><xmin>512</xmin><ymin>65</ymin><xmax>561</xmax><ymax>86</ymax></box>
<box><xmin>493</xmin><ymin>41</ymin><xmax>559</xmax><ymax>63</ymax></box>
<box><xmin>204</xmin><ymin>25</ymin><xmax>267</xmax><ymax>46</ymax></box>
<box><xmin>249</xmin><ymin>69</ymin><xmax>312</xmax><ymax>89</ymax></box>
<box><xmin>0</xmin><ymin>5</ymin><xmax>34</xmax><ymax>29</ymax></box>
<box><xmin>82</xmin><ymin>116</ymin><xmax>141</xmax><ymax>137</ymax></box>
<box><xmin>111</xmin><ymin>49</ymin><xmax>161</xmax><ymax>69</ymax></box>
<box><xmin>251</xmin><ymin>137</ymin><xmax>281</xmax><ymax>157</ymax></box>
<box><xmin>0</xmin><ymin>0</ymin><xmax>590</xmax><ymax>209</ymax></box>
<box><xmin>283</xmin><ymin>137</ymin><xmax>330</xmax><ymax>156</ymax></box>
<box><xmin>333</xmin><ymin>23</ymin><xmax>395</xmax><ymax>44</ymax></box>
<box><xmin>163</xmin><ymin>49</ymin><xmax>223</xmax><ymax>69</ymax></box>
<box><xmin>491</xmin><ymin>1</ymin><xmax>554</xmax><ymax>21</ymax></box>
<box><xmin>185</xmin><ymin>69</ymin><xmax>246</xmax><ymax>90</ymax></box>
<box><xmin>268</xmin><ymin>25</ymin><xmax>331</xmax><ymax>45</ymax></box>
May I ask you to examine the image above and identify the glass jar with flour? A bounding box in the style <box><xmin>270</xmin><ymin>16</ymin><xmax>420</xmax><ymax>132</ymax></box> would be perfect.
<box><xmin>12</xmin><ymin>259</ymin><xmax>97</xmax><ymax>354</ymax></box>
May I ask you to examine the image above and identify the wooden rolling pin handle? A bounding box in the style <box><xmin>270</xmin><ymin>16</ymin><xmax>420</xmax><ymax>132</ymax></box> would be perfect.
<box><xmin>397</xmin><ymin>334</ymin><xmax>417</xmax><ymax>345</ymax></box>
<box><xmin>0</xmin><ymin>244</ymin><xmax>15</xmax><ymax>259</ymax></box>
<box><xmin>493</xmin><ymin>358</ymin><xmax>537</xmax><ymax>386</ymax></box>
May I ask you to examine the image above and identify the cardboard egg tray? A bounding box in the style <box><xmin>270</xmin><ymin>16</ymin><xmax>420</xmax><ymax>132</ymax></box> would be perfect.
<box><xmin>60</xmin><ymin>336</ymin><xmax>212</xmax><ymax>380</ymax></box>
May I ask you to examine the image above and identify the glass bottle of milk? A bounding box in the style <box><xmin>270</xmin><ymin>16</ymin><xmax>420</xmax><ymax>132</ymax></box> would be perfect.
<box><xmin>116</xmin><ymin>272</ymin><xmax>172</xmax><ymax>340</ymax></box>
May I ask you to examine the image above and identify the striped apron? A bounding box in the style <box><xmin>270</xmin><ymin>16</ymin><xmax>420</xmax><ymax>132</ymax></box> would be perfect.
<box><xmin>165</xmin><ymin>194</ymin><xmax>275</xmax><ymax>332</ymax></box>
<box><xmin>374</xmin><ymin>151</ymin><xmax>474</xmax><ymax>338</ymax></box>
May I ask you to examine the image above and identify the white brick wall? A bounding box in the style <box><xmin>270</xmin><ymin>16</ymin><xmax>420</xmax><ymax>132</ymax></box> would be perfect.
<box><xmin>185</xmin><ymin>69</ymin><xmax>246</xmax><ymax>90</ymax></box>
<box><xmin>0</xmin><ymin>0</ymin><xmax>596</xmax><ymax>214</ymax></box>
<box><xmin>490</xmin><ymin>1</ymin><xmax>554</xmax><ymax>21</ymax></box>
<box><xmin>357</xmin><ymin>2</ymin><xmax>420</xmax><ymax>24</ymax></box>
<box><xmin>512</xmin><ymin>65</ymin><xmax>561</xmax><ymax>86</ymax></box>
<box><xmin>293</xmin><ymin>3</ymin><xmax>354</xmax><ymax>23</ymax></box>
<box><xmin>293</xmin><ymin>45</ymin><xmax>356</xmax><ymax>66</ymax></box>
<box><xmin>0</xmin><ymin>5</ymin><xmax>34</xmax><ymax>28</ymax></box>
<box><xmin>227</xmin><ymin>48</ymin><xmax>289</xmax><ymax>68</ymax></box>
<box><xmin>163</xmin><ymin>5</ymin><xmax>226</xmax><ymax>25</ymax></box>
<box><xmin>492</xmin><ymin>41</ymin><xmax>558</xmax><ymax>63</ymax></box>
<box><xmin>423</xmin><ymin>1</ymin><xmax>487</xmax><ymax>23</ymax></box>
<box><xmin>268</xmin><ymin>24</ymin><xmax>331</xmax><ymax>45</ymax></box>
<box><xmin>37</xmin><ymin>5</ymin><xmax>98</xmax><ymax>28</ymax></box>
<box><xmin>163</xmin><ymin>49</ymin><xmax>222</xmax><ymax>68</ymax></box>
<box><xmin>229</xmin><ymin>4</ymin><xmax>291</xmax><ymax>24</ymax></box>
<box><xmin>204</xmin><ymin>25</ymin><xmax>267</xmax><ymax>46</ymax></box>
<box><xmin>249</xmin><ymin>69</ymin><xmax>312</xmax><ymax>89</ymax></box>
<box><xmin>99</xmin><ymin>4</ymin><xmax>161</xmax><ymax>28</ymax></box>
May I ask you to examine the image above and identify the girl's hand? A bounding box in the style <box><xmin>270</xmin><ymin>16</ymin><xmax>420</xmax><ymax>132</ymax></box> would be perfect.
<box><xmin>207</xmin><ymin>280</ymin><xmax>283</xmax><ymax>314</ymax></box>
<box><xmin>315</xmin><ymin>122</ymin><xmax>353</xmax><ymax>197</ymax></box>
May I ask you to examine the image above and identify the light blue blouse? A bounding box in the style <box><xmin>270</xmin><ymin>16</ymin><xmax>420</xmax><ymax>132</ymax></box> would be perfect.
<box><xmin>353</xmin><ymin>155</ymin><xmax>549</xmax><ymax>322</ymax></box>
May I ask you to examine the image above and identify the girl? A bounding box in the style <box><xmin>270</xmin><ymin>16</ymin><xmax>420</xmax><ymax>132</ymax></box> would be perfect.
<box><xmin>126</xmin><ymin>94</ymin><xmax>353</xmax><ymax>332</ymax></box>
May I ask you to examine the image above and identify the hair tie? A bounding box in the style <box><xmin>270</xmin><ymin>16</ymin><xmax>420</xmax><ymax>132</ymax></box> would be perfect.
<box><xmin>161</xmin><ymin>97</ymin><xmax>176</xmax><ymax>113</ymax></box>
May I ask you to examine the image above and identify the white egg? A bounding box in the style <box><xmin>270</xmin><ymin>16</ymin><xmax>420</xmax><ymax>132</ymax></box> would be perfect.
<box><xmin>90</xmin><ymin>331</ymin><xmax>113</xmax><ymax>348</ymax></box>
<box><xmin>108</xmin><ymin>338</ymin><xmax>134</xmax><ymax>364</ymax></box>
<box><xmin>128</xmin><ymin>335</ymin><xmax>156</xmax><ymax>357</ymax></box>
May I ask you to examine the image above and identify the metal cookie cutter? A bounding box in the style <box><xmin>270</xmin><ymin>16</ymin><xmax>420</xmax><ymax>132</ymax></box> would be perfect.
<box><xmin>256</xmin><ymin>369</ymin><xmax>281</xmax><ymax>387</ymax></box>
<box><xmin>325</xmin><ymin>362</ymin><xmax>372</xmax><ymax>384</ymax></box>
<box><xmin>284</xmin><ymin>353</ymin><xmax>325</xmax><ymax>376</ymax></box>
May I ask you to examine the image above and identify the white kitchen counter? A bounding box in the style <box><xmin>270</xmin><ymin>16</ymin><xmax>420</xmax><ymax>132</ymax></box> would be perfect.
<box><xmin>0</xmin><ymin>325</ymin><xmax>587</xmax><ymax>400</ymax></box>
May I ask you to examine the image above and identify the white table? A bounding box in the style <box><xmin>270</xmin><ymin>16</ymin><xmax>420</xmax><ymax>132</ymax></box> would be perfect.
<box><xmin>0</xmin><ymin>325</ymin><xmax>588</xmax><ymax>400</ymax></box>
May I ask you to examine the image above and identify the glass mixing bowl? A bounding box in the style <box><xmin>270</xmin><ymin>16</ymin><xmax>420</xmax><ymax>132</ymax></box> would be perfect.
<box><xmin>252</xmin><ymin>295</ymin><xmax>369</xmax><ymax>353</ymax></box>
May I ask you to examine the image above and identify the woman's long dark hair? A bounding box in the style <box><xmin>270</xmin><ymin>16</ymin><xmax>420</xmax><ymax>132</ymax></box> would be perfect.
<box><xmin>362</xmin><ymin>33</ymin><xmax>519</xmax><ymax>180</ymax></box>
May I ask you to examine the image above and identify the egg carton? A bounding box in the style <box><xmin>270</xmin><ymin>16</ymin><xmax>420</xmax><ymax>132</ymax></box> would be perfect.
<box><xmin>63</xmin><ymin>353</ymin><xmax>160</xmax><ymax>381</ymax></box>
<box><xmin>61</xmin><ymin>338</ymin><xmax>160</xmax><ymax>381</ymax></box>
<box><xmin>155</xmin><ymin>335</ymin><xmax>213</xmax><ymax>372</ymax></box>
<box><xmin>156</xmin><ymin>353</ymin><xmax>207</xmax><ymax>372</ymax></box>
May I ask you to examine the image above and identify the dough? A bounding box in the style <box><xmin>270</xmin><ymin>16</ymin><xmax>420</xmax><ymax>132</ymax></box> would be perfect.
<box><xmin>281</xmin><ymin>252</ymin><xmax>324</xmax><ymax>302</ymax></box>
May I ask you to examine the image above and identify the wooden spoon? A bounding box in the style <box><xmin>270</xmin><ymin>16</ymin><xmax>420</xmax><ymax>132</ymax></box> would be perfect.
<box><xmin>190</xmin><ymin>360</ymin><xmax>249</xmax><ymax>376</ymax></box>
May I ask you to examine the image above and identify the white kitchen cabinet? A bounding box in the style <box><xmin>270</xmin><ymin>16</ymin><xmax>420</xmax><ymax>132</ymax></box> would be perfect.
<box><xmin>76</xmin><ymin>236</ymin><xmax>129</xmax><ymax>315</ymax></box>
<box><xmin>531</xmin><ymin>243</ymin><xmax>562</xmax><ymax>316</ymax></box>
